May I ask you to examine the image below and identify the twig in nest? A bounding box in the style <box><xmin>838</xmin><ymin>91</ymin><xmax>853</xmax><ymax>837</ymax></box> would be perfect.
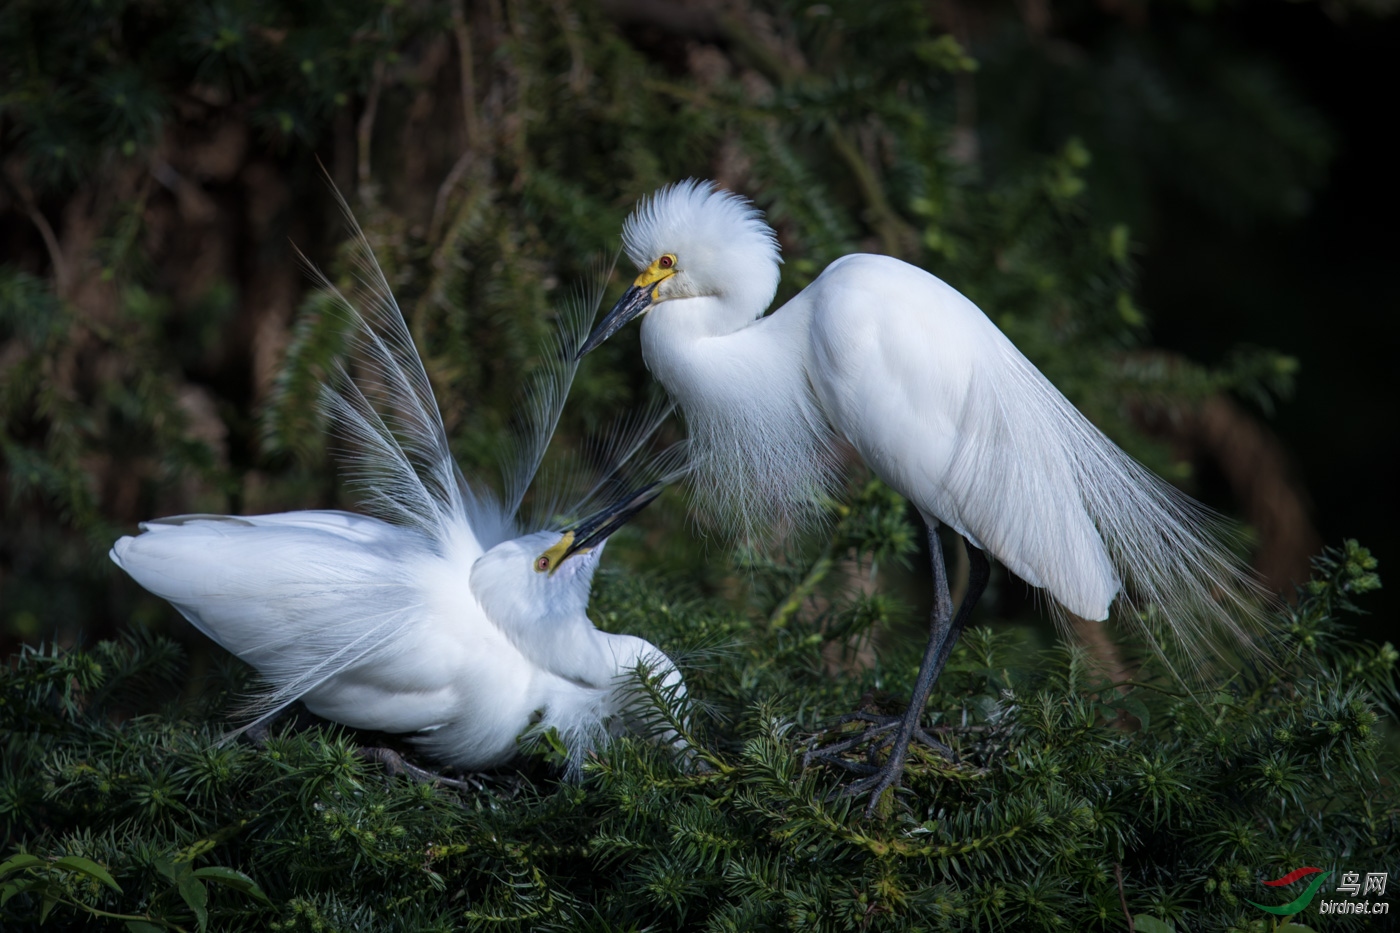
<box><xmin>4</xmin><ymin>167</ymin><xmax>69</xmax><ymax>297</ymax></box>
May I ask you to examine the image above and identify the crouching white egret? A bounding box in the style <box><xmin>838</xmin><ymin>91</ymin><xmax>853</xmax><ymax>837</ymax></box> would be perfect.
<box><xmin>577</xmin><ymin>180</ymin><xmax>1268</xmax><ymax>812</ymax></box>
<box><xmin>113</xmin><ymin>204</ymin><xmax>687</xmax><ymax>780</ymax></box>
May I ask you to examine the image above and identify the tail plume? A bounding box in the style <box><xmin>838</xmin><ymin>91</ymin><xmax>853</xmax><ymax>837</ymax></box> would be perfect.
<box><xmin>1002</xmin><ymin>341</ymin><xmax>1276</xmax><ymax>676</ymax></box>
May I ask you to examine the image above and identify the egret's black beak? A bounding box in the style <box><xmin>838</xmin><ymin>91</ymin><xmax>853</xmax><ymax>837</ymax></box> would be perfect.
<box><xmin>560</xmin><ymin>483</ymin><xmax>663</xmax><ymax>561</ymax></box>
<box><xmin>577</xmin><ymin>284</ymin><xmax>653</xmax><ymax>359</ymax></box>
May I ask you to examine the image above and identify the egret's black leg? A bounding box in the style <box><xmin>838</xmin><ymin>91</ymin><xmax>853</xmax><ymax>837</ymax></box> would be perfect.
<box><xmin>805</xmin><ymin>526</ymin><xmax>990</xmax><ymax>816</ymax></box>
<box><xmin>931</xmin><ymin>543</ymin><xmax>991</xmax><ymax>689</ymax></box>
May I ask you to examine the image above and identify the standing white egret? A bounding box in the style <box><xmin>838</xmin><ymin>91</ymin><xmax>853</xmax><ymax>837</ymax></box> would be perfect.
<box><xmin>112</xmin><ymin>206</ymin><xmax>687</xmax><ymax>780</ymax></box>
<box><xmin>577</xmin><ymin>180</ymin><xmax>1267</xmax><ymax>811</ymax></box>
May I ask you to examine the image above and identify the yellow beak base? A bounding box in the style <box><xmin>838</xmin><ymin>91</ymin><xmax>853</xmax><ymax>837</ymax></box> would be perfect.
<box><xmin>633</xmin><ymin>257</ymin><xmax>677</xmax><ymax>294</ymax></box>
<box><xmin>538</xmin><ymin>531</ymin><xmax>578</xmax><ymax>575</ymax></box>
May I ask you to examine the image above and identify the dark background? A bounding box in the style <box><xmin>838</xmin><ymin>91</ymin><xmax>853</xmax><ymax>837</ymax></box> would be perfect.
<box><xmin>1</xmin><ymin>0</ymin><xmax>1395</xmax><ymax>649</ymax></box>
<box><xmin>1144</xmin><ymin>4</ymin><xmax>1399</xmax><ymax>639</ymax></box>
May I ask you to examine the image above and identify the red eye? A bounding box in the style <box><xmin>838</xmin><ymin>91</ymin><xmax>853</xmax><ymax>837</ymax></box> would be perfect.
<box><xmin>658</xmin><ymin>255</ymin><xmax>674</xmax><ymax>269</ymax></box>
<box><xmin>535</xmin><ymin>557</ymin><xmax>550</xmax><ymax>572</ymax></box>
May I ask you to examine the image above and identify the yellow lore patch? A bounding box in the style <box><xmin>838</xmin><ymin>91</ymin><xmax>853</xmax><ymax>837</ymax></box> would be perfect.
<box><xmin>633</xmin><ymin>255</ymin><xmax>677</xmax><ymax>294</ymax></box>
<box><xmin>535</xmin><ymin>531</ymin><xmax>579</xmax><ymax>574</ymax></box>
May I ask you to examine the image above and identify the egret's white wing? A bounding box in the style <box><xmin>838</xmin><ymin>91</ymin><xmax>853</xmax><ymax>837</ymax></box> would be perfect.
<box><xmin>111</xmin><ymin>191</ymin><xmax>688</xmax><ymax>770</ymax></box>
<box><xmin>110</xmin><ymin>512</ymin><xmax>535</xmax><ymax>756</ymax></box>
<box><xmin>806</xmin><ymin>256</ymin><xmax>1117</xmax><ymax>618</ymax></box>
<box><xmin>808</xmin><ymin>255</ymin><xmax>1262</xmax><ymax>661</ymax></box>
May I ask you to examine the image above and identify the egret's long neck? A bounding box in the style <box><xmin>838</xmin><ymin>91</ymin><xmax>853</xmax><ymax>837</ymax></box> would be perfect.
<box><xmin>639</xmin><ymin>293</ymin><xmax>839</xmax><ymax>539</ymax></box>
<box><xmin>532</xmin><ymin>629</ymin><xmax>681</xmax><ymax>777</ymax></box>
<box><xmin>502</xmin><ymin>598</ymin><xmax>670</xmax><ymax>691</ymax></box>
<box><xmin>639</xmin><ymin>295</ymin><xmax>796</xmax><ymax>404</ymax></box>
<box><xmin>597</xmin><ymin>631</ymin><xmax>670</xmax><ymax>681</ymax></box>
<box><xmin>505</xmin><ymin>612</ymin><xmax>625</xmax><ymax>690</ymax></box>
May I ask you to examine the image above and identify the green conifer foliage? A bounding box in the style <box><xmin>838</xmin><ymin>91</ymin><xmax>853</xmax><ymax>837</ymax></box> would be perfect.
<box><xmin>4</xmin><ymin>4</ymin><xmax>1395</xmax><ymax>930</ymax></box>
<box><xmin>1</xmin><ymin>539</ymin><xmax>1395</xmax><ymax>931</ymax></box>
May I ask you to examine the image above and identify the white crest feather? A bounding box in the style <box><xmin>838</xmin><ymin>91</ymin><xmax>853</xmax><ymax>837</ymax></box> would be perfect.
<box><xmin>623</xmin><ymin>179</ymin><xmax>781</xmax><ymax>275</ymax></box>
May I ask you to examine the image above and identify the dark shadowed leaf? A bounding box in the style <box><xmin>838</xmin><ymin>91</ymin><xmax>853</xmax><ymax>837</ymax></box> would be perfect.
<box><xmin>193</xmin><ymin>866</ymin><xmax>272</xmax><ymax>905</ymax></box>
<box><xmin>54</xmin><ymin>856</ymin><xmax>122</xmax><ymax>893</ymax></box>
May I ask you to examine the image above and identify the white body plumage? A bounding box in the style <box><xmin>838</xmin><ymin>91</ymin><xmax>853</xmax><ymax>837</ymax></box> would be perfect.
<box><xmin>112</xmin><ymin>207</ymin><xmax>684</xmax><ymax>773</ymax></box>
<box><xmin>111</xmin><ymin>512</ymin><xmax>672</xmax><ymax>770</ymax></box>
<box><xmin>581</xmin><ymin>180</ymin><xmax>1264</xmax><ymax>661</ymax></box>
